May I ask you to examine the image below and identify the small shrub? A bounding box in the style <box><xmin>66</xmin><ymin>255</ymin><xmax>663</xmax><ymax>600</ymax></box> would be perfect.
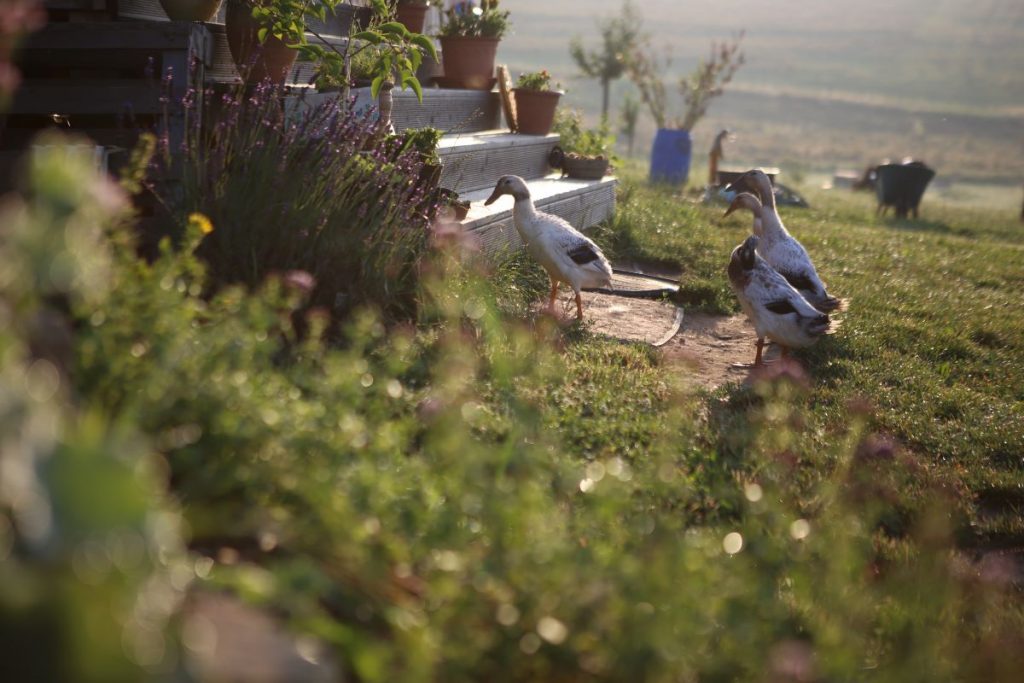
<box><xmin>154</xmin><ymin>80</ymin><xmax>438</xmax><ymax>324</ymax></box>
<box><xmin>552</xmin><ymin>108</ymin><xmax>614</xmax><ymax>158</ymax></box>
<box><xmin>438</xmin><ymin>0</ymin><xmax>510</xmax><ymax>38</ymax></box>
<box><xmin>515</xmin><ymin>69</ymin><xmax>556</xmax><ymax>91</ymax></box>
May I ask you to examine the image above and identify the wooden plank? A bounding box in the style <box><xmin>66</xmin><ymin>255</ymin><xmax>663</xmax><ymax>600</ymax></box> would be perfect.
<box><xmin>438</xmin><ymin>132</ymin><xmax>558</xmax><ymax>194</ymax></box>
<box><xmin>44</xmin><ymin>0</ymin><xmax>110</xmax><ymax>9</ymax></box>
<box><xmin>9</xmin><ymin>81</ymin><xmax>164</xmax><ymax>116</ymax></box>
<box><xmin>116</xmin><ymin>0</ymin><xmax>170</xmax><ymax>21</ymax></box>
<box><xmin>24</xmin><ymin>21</ymin><xmax>211</xmax><ymax>54</ymax></box>
<box><xmin>389</xmin><ymin>89</ymin><xmax>501</xmax><ymax>134</ymax></box>
<box><xmin>0</xmin><ymin>123</ymin><xmax>142</xmax><ymax>151</ymax></box>
<box><xmin>496</xmin><ymin>65</ymin><xmax>516</xmax><ymax>133</ymax></box>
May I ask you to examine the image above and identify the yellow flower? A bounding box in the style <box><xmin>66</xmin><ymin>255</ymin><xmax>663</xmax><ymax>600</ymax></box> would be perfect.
<box><xmin>188</xmin><ymin>212</ymin><xmax>214</xmax><ymax>235</ymax></box>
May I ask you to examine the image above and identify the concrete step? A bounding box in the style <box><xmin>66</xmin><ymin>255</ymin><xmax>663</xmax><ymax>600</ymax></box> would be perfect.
<box><xmin>458</xmin><ymin>174</ymin><xmax>617</xmax><ymax>254</ymax></box>
<box><xmin>438</xmin><ymin>130</ymin><xmax>558</xmax><ymax>195</ymax></box>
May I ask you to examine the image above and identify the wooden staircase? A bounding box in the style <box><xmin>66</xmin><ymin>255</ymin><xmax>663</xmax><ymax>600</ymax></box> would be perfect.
<box><xmin>5</xmin><ymin>1</ymin><xmax>616</xmax><ymax>252</ymax></box>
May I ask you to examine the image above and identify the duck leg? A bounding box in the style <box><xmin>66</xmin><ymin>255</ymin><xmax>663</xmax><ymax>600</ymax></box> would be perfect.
<box><xmin>754</xmin><ymin>337</ymin><xmax>765</xmax><ymax>365</ymax></box>
<box><xmin>575</xmin><ymin>291</ymin><xmax>584</xmax><ymax>321</ymax></box>
<box><xmin>547</xmin><ymin>278</ymin><xmax>559</xmax><ymax>314</ymax></box>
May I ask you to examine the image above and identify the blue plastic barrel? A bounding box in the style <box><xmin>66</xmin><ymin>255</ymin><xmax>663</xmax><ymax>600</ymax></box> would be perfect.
<box><xmin>649</xmin><ymin>128</ymin><xmax>692</xmax><ymax>185</ymax></box>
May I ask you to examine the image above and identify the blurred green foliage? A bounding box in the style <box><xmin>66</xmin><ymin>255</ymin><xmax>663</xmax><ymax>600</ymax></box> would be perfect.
<box><xmin>2</xmin><ymin>133</ymin><xmax>1023</xmax><ymax>682</ymax></box>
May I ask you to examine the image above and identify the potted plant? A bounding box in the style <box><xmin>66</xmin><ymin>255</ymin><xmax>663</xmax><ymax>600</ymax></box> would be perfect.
<box><xmin>246</xmin><ymin>0</ymin><xmax>436</xmax><ymax>108</ymax></box>
<box><xmin>549</xmin><ymin>108</ymin><xmax>614</xmax><ymax>179</ymax></box>
<box><xmin>512</xmin><ymin>70</ymin><xmax>561</xmax><ymax>135</ymax></box>
<box><xmin>436</xmin><ymin>188</ymin><xmax>471</xmax><ymax>220</ymax></box>
<box><xmin>224</xmin><ymin>0</ymin><xmax>300</xmax><ymax>84</ymax></box>
<box><xmin>393</xmin><ymin>126</ymin><xmax>443</xmax><ymax>188</ymax></box>
<box><xmin>159</xmin><ymin>0</ymin><xmax>223</xmax><ymax>21</ymax></box>
<box><xmin>437</xmin><ymin>0</ymin><xmax>509</xmax><ymax>89</ymax></box>
<box><xmin>394</xmin><ymin>0</ymin><xmax>430</xmax><ymax>34</ymax></box>
<box><xmin>628</xmin><ymin>33</ymin><xmax>744</xmax><ymax>185</ymax></box>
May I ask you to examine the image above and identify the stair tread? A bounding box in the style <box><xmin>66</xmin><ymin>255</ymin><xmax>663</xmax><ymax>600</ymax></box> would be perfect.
<box><xmin>438</xmin><ymin>130</ymin><xmax>556</xmax><ymax>153</ymax></box>
<box><xmin>460</xmin><ymin>174</ymin><xmax>617</xmax><ymax>229</ymax></box>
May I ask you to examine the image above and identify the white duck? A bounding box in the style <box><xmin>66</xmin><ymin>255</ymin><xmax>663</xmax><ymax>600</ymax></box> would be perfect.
<box><xmin>726</xmin><ymin>170</ymin><xmax>844</xmax><ymax>312</ymax></box>
<box><xmin>485</xmin><ymin>175</ymin><xmax>613</xmax><ymax>320</ymax></box>
<box><xmin>728</xmin><ymin>234</ymin><xmax>833</xmax><ymax>365</ymax></box>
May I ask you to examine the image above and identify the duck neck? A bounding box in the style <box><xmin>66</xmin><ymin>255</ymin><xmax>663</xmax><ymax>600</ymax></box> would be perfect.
<box><xmin>758</xmin><ymin>179</ymin><xmax>777</xmax><ymax>212</ymax></box>
<box><xmin>512</xmin><ymin>193</ymin><xmax>539</xmax><ymax>233</ymax></box>
<box><xmin>757</xmin><ymin>184</ymin><xmax>789</xmax><ymax>240</ymax></box>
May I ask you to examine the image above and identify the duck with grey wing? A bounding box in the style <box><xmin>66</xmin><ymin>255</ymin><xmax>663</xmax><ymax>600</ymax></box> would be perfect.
<box><xmin>728</xmin><ymin>235</ymin><xmax>833</xmax><ymax>366</ymax></box>
<box><xmin>726</xmin><ymin>169</ymin><xmax>845</xmax><ymax>312</ymax></box>
<box><xmin>485</xmin><ymin>175</ymin><xmax>613</xmax><ymax>321</ymax></box>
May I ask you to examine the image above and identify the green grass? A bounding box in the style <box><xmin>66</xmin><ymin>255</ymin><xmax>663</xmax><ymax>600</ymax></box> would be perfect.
<box><xmin>561</xmin><ymin>168</ymin><xmax>1024</xmax><ymax>542</ymax></box>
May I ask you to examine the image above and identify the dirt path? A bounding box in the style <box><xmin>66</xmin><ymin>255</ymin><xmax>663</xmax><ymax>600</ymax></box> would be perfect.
<box><xmin>555</xmin><ymin>290</ymin><xmax>770</xmax><ymax>391</ymax></box>
<box><xmin>660</xmin><ymin>312</ymin><xmax>768</xmax><ymax>390</ymax></box>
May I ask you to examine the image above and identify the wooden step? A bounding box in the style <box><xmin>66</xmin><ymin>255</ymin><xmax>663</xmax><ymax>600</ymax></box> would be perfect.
<box><xmin>389</xmin><ymin>88</ymin><xmax>502</xmax><ymax>134</ymax></box>
<box><xmin>305</xmin><ymin>87</ymin><xmax>502</xmax><ymax>134</ymax></box>
<box><xmin>438</xmin><ymin>130</ymin><xmax>558</xmax><ymax>195</ymax></box>
<box><xmin>457</xmin><ymin>174</ymin><xmax>617</xmax><ymax>254</ymax></box>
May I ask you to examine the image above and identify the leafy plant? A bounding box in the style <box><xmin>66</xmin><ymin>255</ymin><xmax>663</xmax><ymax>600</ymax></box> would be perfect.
<box><xmin>553</xmin><ymin>108</ymin><xmax>614</xmax><ymax>158</ymax></box>
<box><xmin>569</xmin><ymin>0</ymin><xmax>643</xmax><ymax>121</ymax></box>
<box><xmin>155</xmin><ymin>80</ymin><xmax>438</xmax><ymax>325</ymax></box>
<box><xmin>349</xmin><ymin>17</ymin><xmax>439</xmax><ymax>100</ymax></box>
<box><xmin>628</xmin><ymin>32</ymin><xmax>745</xmax><ymax>130</ymax></box>
<box><xmin>393</xmin><ymin>126</ymin><xmax>443</xmax><ymax>165</ymax></box>
<box><xmin>515</xmin><ymin>69</ymin><xmax>557</xmax><ymax>92</ymax></box>
<box><xmin>438</xmin><ymin>0</ymin><xmax>510</xmax><ymax>39</ymax></box>
<box><xmin>248</xmin><ymin>0</ymin><xmax>438</xmax><ymax>101</ymax></box>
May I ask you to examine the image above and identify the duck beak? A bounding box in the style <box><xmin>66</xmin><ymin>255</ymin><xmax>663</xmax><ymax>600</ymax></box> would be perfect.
<box><xmin>723</xmin><ymin>196</ymin><xmax>742</xmax><ymax>218</ymax></box>
<box><xmin>484</xmin><ymin>187</ymin><xmax>504</xmax><ymax>206</ymax></box>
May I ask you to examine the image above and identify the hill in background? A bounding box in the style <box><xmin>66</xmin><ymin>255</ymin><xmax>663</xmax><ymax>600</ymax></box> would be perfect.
<box><xmin>496</xmin><ymin>0</ymin><xmax>1024</xmax><ymax>186</ymax></box>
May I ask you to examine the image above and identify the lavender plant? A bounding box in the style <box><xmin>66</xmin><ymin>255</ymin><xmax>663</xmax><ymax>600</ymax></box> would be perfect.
<box><xmin>156</xmin><ymin>79</ymin><xmax>438</xmax><ymax>324</ymax></box>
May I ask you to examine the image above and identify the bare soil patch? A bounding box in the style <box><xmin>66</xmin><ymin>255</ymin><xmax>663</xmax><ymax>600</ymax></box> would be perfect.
<box><xmin>660</xmin><ymin>312</ymin><xmax>766</xmax><ymax>390</ymax></box>
<box><xmin>557</xmin><ymin>289</ymin><xmax>769</xmax><ymax>390</ymax></box>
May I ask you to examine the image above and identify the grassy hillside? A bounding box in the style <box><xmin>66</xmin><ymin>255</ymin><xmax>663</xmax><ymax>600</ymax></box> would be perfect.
<box><xmin>498</xmin><ymin>0</ymin><xmax>1024</xmax><ymax>185</ymax></box>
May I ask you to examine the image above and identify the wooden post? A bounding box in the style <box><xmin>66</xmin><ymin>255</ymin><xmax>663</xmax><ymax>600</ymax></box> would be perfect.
<box><xmin>709</xmin><ymin>128</ymin><xmax>728</xmax><ymax>186</ymax></box>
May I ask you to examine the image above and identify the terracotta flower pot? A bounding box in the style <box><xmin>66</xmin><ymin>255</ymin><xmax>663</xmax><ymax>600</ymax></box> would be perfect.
<box><xmin>512</xmin><ymin>88</ymin><xmax>560</xmax><ymax>135</ymax></box>
<box><xmin>158</xmin><ymin>0</ymin><xmax>223</xmax><ymax>21</ymax></box>
<box><xmin>396</xmin><ymin>2</ymin><xmax>429</xmax><ymax>34</ymax></box>
<box><xmin>439</xmin><ymin>36</ymin><xmax>500</xmax><ymax>90</ymax></box>
<box><xmin>225</xmin><ymin>0</ymin><xmax>298</xmax><ymax>85</ymax></box>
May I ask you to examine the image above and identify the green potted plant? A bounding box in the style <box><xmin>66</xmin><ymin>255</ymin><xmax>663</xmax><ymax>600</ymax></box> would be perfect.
<box><xmin>549</xmin><ymin>108</ymin><xmax>614</xmax><ymax>180</ymax></box>
<box><xmin>437</xmin><ymin>0</ymin><xmax>509</xmax><ymax>89</ymax></box>
<box><xmin>393</xmin><ymin>126</ymin><xmax>443</xmax><ymax>188</ymax></box>
<box><xmin>628</xmin><ymin>32</ymin><xmax>744</xmax><ymax>185</ymax></box>
<box><xmin>239</xmin><ymin>0</ymin><xmax>436</xmax><ymax>105</ymax></box>
<box><xmin>513</xmin><ymin>69</ymin><xmax>562</xmax><ymax>136</ymax></box>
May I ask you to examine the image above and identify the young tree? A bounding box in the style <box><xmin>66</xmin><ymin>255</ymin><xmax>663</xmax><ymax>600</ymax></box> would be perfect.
<box><xmin>620</xmin><ymin>95</ymin><xmax>639</xmax><ymax>157</ymax></box>
<box><xmin>569</xmin><ymin>0</ymin><xmax>644</xmax><ymax>122</ymax></box>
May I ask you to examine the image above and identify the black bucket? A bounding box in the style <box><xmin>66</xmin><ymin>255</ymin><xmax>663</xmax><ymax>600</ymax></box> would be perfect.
<box><xmin>875</xmin><ymin>163</ymin><xmax>935</xmax><ymax>219</ymax></box>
